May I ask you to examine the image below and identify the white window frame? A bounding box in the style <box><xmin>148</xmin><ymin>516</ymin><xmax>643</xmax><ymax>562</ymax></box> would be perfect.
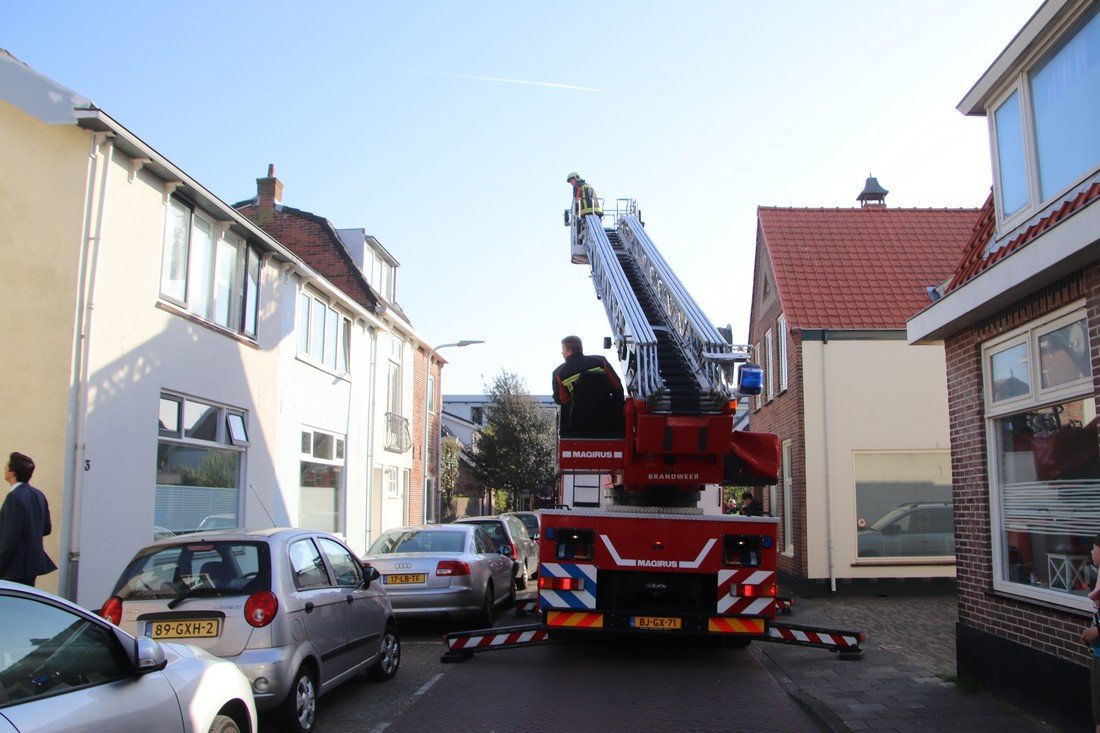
<box><xmin>983</xmin><ymin>301</ymin><xmax>1095</xmax><ymax>610</ymax></box>
<box><xmin>159</xmin><ymin>197</ymin><xmax>261</xmax><ymax>338</ymax></box>
<box><xmin>156</xmin><ymin>392</ymin><xmax>246</xmax><ymax>535</ymax></box>
<box><xmin>764</xmin><ymin>330</ymin><xmax>775</xmax><ymax>401</ymax></box>
<box><xmin>782</xmin><ymin>439</ymin><xmax>794</xmax><ymax>556</ymax></box>
<box><xmin>299</xmin><ymin>426</ymin><xmax>347</xmax><ymax>534</ymax></box>
<box><xmin>428</xmin><ymin>374</ymin><xmax>437</xmax><ymax>414</ymax></box>
<box><xmin>297</xmin><ymin>287</ymin><xmax>351</xmax><ymax>375</ymax></box>
<box><xmin>385</xmin><ymin>466</ymin><xmax>399</xmax><ymax>498</ymax></box>
<box><xmin>987</xmin><ymin>4</ymin><xmax>1100</xmax><ymax>232</ymax></box>
<box><xmin>777</xmin><ymin>314</ymin><xmax>788</xmax><ymax>393</ymax></box>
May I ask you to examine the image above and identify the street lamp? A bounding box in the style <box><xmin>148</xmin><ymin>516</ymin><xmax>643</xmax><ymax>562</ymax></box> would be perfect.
<box><xmin>423</xmin><ymin>339</ymin><xmax>484</xmax><ymax>523</ymax></box>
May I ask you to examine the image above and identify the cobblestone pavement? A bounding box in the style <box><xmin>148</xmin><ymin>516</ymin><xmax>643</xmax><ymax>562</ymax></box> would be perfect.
<box><xmin>754</xmin><ymin>592</ymin><xmax>1079</xmax><ymax>732</ymax></box>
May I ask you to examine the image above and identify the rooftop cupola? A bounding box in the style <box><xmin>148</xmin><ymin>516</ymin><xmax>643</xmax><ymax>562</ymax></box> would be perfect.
<box><xmin>857</xmin><ymin>175</ymin><xmax>888</xmax><ymax>208</ymax></box>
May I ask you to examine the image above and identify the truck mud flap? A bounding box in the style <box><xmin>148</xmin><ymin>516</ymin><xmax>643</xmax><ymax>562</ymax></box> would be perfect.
<box><xmin>763</xmin><ymin>621</ymin><xmax>864</xmax><ymax>660</ymax></box>
<box><xmin>441</xmin><ymin>624</ymin><xmax>558</xmax><ymax>663</ymax></box>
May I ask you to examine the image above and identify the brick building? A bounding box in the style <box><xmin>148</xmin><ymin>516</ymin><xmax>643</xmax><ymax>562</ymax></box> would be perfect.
<box><xmin>748</xmin><ymin>182</ymin><xmax>976</xmax><ymax>587</ymax></box>
<box><xmin>908</xmin><ymin>1</ymin><xmax>1100</xmax><ymax>725</ymax></box>
<box><xmin>236</xmin><ymin>168</ymin><xmax>444</xmax><ymax>534</ymax></box>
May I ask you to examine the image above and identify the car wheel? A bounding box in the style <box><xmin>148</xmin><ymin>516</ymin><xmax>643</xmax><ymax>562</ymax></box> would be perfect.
<box><xmin>477</xmin><ymin>583</ymin><xmax>494</xmax><ymax>628</ymax></box>
<box><xmin>279</xmin><ymin>665</ymin><xmax>317</xmax><ymax>733</ymax></box>
<box><xmin>368</xmin><ymin>623</ymin><xmax>401</xmax><ymax>681</ymax></box>
<box><xmin>208</xmin><ymin>715</ymin><xmax>241</xmax><ymax>733</ymax></box>
<box><xmin>515</xmin><ymin>560</ymin><xmax>530</xmax><ymax>590</ymax></box>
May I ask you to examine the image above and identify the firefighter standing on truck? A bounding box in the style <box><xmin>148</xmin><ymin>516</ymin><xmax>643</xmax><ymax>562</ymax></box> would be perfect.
<box><xmin>567</xmin><ymin>172</ymin><xmax>603</xmax><ymax>218</ymax></box>
<box><xmin>553</xmin><ymin>335</ymin><xmax>623</xmax><ymax>436</ymax></box>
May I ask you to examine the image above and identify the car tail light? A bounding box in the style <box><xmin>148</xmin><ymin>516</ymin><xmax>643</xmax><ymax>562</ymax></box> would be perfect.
<box><xmin>436</xmin><ymin>560</ymin><xmax>471</xmax><ymax>576</ymax></box>
<box><xmin>99</xmin><ymin>596</ymin><xmax>122</xmax><ymax>625</ymax></box>
<box><xmin>508</xmin><ymin>542</ymin><xmax>518</xmax><ymax>559</ymax></box>
<box><xmin>539</xmin><ymin>576</ymin><xmax>584</xmax><ymax>591</ymax></box>
<box><xmin>244</xmin><ymin>590</ymin><xmax>278</xmax><ymax>627</ymax></box>
<box><xmin>735</xmin><ymin>582</ymin><xmax>777</xmax><ymax>598</ymax></box>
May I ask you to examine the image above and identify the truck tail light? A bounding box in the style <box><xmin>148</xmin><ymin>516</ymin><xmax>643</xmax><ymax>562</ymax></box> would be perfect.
<box><xmin>437</xmin><ymin>560</ymin><xmax>471</xmax><ymax>576</ymax></box>
<box><xmin>244</xmin><ymin>591</ymin><xmax>278</xmax><ymax>627</ymax></box>
<box><xmin>735</xmin><ymin>582</ymin><xmax>777</xmax><ymax>598</ymax></box>
<box><xmin>539</xmin><ymin>576</ymin><xmax>585</xmax><ymax>591</ymax></box>
<box><xmin>99</xmin><ymin>596</ymin><xmax>122</xmax><ymax>625</ymax></box>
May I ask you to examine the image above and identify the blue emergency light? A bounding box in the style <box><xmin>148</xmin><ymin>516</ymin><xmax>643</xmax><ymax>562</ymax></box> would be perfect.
<box><xmin>738</xmin><ymin>364</ymin><xmax>764</xmax><ymax>395</ymax></box>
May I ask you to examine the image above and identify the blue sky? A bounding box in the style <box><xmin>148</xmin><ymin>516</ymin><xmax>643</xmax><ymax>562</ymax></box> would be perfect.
<box><xmin>3</xmin><ymin>1</ymin><xmax>1040</xmax><ymax>395</ymax></box>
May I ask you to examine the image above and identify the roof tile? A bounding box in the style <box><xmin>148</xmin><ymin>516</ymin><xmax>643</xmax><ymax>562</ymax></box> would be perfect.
<box><xmin>758</xmin><ymin>207</ymin><xmax>979</xmax><ymax>330</ymax></box>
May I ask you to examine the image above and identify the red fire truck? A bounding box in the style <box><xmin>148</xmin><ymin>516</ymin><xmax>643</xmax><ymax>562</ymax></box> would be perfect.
<box><xmin>442</xmin><ymin>195</ymin><xmax>862</xmax><ymax>661</ymax></box>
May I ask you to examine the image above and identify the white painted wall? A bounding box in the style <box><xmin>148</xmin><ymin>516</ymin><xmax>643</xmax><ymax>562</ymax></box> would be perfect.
<box><xmin>801</xmin><ymin>338</ymin><xmax>954</xmax><ymax>582</ymax></box>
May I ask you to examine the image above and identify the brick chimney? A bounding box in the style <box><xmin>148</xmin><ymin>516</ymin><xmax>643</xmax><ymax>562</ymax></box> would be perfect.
<box><xmin>256</xmin><ymin>163</ymin><xmax>283</xmax><ymax>211</ymax></box>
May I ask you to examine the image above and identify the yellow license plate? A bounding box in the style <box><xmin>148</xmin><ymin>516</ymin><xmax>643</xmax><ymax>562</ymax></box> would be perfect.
<box><xmin>149</xmin><ymin>619</ymin><xmax>220</xmax><ymax>639</ymax></box>
<box><xmin>632</xmin><ymin>615</ymin><xmax>681</xmax><ymax>630</ymax></box>
<box><xmin>384</xmin><ymin>573</ymin><xmax>427</xmax><ymax>585</ymax></box>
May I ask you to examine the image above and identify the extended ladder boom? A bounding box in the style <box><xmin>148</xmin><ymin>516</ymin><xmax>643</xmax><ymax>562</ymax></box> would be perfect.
<box><xmin>570</xmin><ymin>200</ymin><xmax>749</xmax><ymax>413</ymax></box>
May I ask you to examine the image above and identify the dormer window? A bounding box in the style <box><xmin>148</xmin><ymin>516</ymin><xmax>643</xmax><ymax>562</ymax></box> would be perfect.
<box><xmin>990</xmin><ymin>6</ymin><xmax>1100</xmax><ymax>228</ymax></box>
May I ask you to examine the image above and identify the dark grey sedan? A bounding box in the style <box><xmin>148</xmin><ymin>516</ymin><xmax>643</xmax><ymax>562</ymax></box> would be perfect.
<box><xmin>362</xmin><ymin>524</ymin><xmax>514</xmax><ymax>627</ymax></box>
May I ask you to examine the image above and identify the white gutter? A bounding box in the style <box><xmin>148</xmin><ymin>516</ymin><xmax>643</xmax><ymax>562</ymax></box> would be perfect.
<box><xmin>62</xmin><ymin>131</ymin><xmax>113</xmax><ymax>598</ymax></box>
<box><xmin>820</xmin><ymin>332</ymin><xmax>836</xmax><ymax>593</ymax></box>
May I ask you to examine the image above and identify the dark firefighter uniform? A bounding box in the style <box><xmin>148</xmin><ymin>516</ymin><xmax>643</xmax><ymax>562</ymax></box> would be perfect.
<box><xmin>553</xmin><ymin>353</ymin><xmax>624</xmax><ymax>436</ymax></box>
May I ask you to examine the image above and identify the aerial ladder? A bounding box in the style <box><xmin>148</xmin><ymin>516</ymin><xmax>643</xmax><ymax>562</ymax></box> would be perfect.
<box><xmin>442</xmin><ymin>193</ymin><xmax>863</xmax><ymax>662</ymax></box>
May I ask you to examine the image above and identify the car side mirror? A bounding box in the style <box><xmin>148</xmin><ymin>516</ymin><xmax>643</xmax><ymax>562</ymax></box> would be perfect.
<box><xmin>135</xmin><ymin>636</ymin><xmax>168</xmax><ymax>674</ymax></box>
<box><xmin>499</xmin><ymin>545</ymin><xmax>513</xmax><ymax>557</ymax></box>
<box><xmin>531</xmin><ymin>532</ymin><xmax>540</xmax><ymax>541</ymax></box>
<box><xmin>362</xmin><ymin>565</ymin><xmax>381</xmax><ymax>587</ymax></box>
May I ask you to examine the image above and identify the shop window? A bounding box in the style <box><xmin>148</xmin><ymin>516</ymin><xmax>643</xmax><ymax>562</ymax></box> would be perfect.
<box><xmin>155</xmin><ymin>393</ymin><xmax>244</xmax><ymax>538</ymax></box>
<box><xmin>299</xmin><ymin>427</ymin><xmax>346</xmax><ymax>534</ymax></box>
<box><xmin>984</xmin><ymin>306</ymin><xmax>1099</xmax><ymax>608</ymax></box>
<box><xmin>855</xmin><ymin>452</ymin><xmax>953</xmax><ymax>559</ymax></box>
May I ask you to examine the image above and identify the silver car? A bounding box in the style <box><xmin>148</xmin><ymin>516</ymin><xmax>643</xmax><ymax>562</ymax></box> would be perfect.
<box><xmin>101</xmin><ymin>528</ymin><xmax>399</xmax><ymax>733</ymax></box>
<box><xmin>363</xmin><ymin>524</ymin><xmax>514</xmax><ymax>626</ymax></box>
<box><xmin>455</xmin><ymin>513</ymin><xmax>540</xmax><ymax>590</ymax></box>
<box><xmin>0</xmin><ymin>580</ymin><xmax>257</xmax><ymax>733</ymax></box>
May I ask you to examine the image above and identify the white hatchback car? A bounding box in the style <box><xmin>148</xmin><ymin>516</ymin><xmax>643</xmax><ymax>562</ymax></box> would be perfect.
<box><xmin>0</xmin><ymin>580</ymin><xmax>256</xmax><ymax>733</ymax></box>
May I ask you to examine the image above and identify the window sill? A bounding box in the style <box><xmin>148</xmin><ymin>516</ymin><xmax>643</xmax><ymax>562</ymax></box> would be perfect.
<box><xmin>851</xmin><ymin>557</ymin><xmax>955</xmax><ymax>567</ymax></box>
<box><xmin>294</xmin><ymin>353</ymin><xmax>351</xmax><ymax>382</ymax></box>
<box><xmin>780</xmin><ymin>550</ymin><xmax>795</xmax><ymax>559</ymax></box>
<box><xmin>984</xmin><ymin>583</ymin><xmax>1095</xmax><ymax>618</ymax></box>
<box><xmin>156</xmin><ymin>301</ymin><xmax>259</xmax><ymax>348</ymax></box>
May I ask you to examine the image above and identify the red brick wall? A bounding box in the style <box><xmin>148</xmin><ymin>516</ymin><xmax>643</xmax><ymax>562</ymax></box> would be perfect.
<box><xmin>409</xmin><ymin>348</ymin><xmax>443</xmax><ymax>524</ymax></box>
<box><xmin>751</xmin><ymin>325</ymin><xmax>808</xmax><ymax>578</ymax></box>
<box><xmin>748</xmin><ymin>254</ymin><xmax>809</xmax><ymax>577</ymax></box>
<box><xmin>946</xmin><ymin>269</ymin><xmax>1093</xmax><ymax>668</ymax></box>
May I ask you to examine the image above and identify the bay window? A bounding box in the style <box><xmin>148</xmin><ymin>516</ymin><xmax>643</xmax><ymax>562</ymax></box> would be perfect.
<box><xmin>160</xmin><ymin>197</ymin><xmax>261</xmax><ymax>338</ymax></box>
<box><xmin>984</xmin><ymin>305</ymin><xmax>1099</xmax><ymax>607</ymax></box>
<box><xmin>990</xmin><ymin>6</ymin><xmax>1100</xmax><ymax>226</ymax></box>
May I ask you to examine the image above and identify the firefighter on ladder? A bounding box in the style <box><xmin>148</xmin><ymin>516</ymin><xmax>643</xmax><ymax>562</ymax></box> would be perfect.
<box><xmin>553</xmin><ymin>335</ymin><xmax>624</xmax><ymax>436</ymax></box>
<box><xmin>567</xmin><ymin>172</ymin><xmax>603</xmax><ymax>219</ymax></box>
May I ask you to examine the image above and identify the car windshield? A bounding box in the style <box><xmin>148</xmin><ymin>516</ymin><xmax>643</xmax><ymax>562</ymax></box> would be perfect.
<box><xmin>461</xmin><ymin>521</ymin><xmax>506</xmax><ymax>543</ymax></box>
<box><xmin>112</xmin><ymin>541</ymin><xmax>269</xmax><ymax>600</ymax></box>
<box><xmin>368</xmin><ymin>530</ymin><xmax>466</xmax><ymax>554</ymax></box>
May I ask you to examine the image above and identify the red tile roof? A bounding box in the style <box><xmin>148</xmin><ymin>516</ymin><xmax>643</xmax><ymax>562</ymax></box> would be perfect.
<box><xmin>946</xmin><ymin>182</ymin><xmax>1100</xmax><ymax>292</ymax></box>
<box><xmin>758</xmin><ymin>206</ymin><xmax>979</xmax><ymax>330</ymax></box>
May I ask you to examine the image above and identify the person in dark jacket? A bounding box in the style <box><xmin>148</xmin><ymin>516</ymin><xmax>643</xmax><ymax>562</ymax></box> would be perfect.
<box><xmin>738</xmin><ymin>490</ymin><xmax>764</xmax><ymax>517</ymax></box>
<box><xmin>553</xmin><ymin>335</ymin><xmax>624</xmax><ymax>436</ymax></box>
<box><xmin>0</xmin><ymin>452</ymin><xmax>57</xmax><ymax>586</ymax></box>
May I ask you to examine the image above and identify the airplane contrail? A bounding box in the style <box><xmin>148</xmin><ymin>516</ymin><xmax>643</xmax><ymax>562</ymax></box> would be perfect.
<box><xmin>413</xmin><ymin>71</ymin><xmax>604</xmax><ymax>92</ymax></box>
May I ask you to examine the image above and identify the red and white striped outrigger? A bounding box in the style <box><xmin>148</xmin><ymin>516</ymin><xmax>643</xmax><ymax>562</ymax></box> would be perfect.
<box><xmin>442</xmin><ymin>616</ymin><xmax>863</xmax><ymax>663</ymax></box>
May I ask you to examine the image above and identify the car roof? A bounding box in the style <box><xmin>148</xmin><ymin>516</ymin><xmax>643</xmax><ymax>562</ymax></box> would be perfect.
<box><xmin>139</xmin><ymin>526</ymin><xmax>341</xmax><ymax>550</ymax></box>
